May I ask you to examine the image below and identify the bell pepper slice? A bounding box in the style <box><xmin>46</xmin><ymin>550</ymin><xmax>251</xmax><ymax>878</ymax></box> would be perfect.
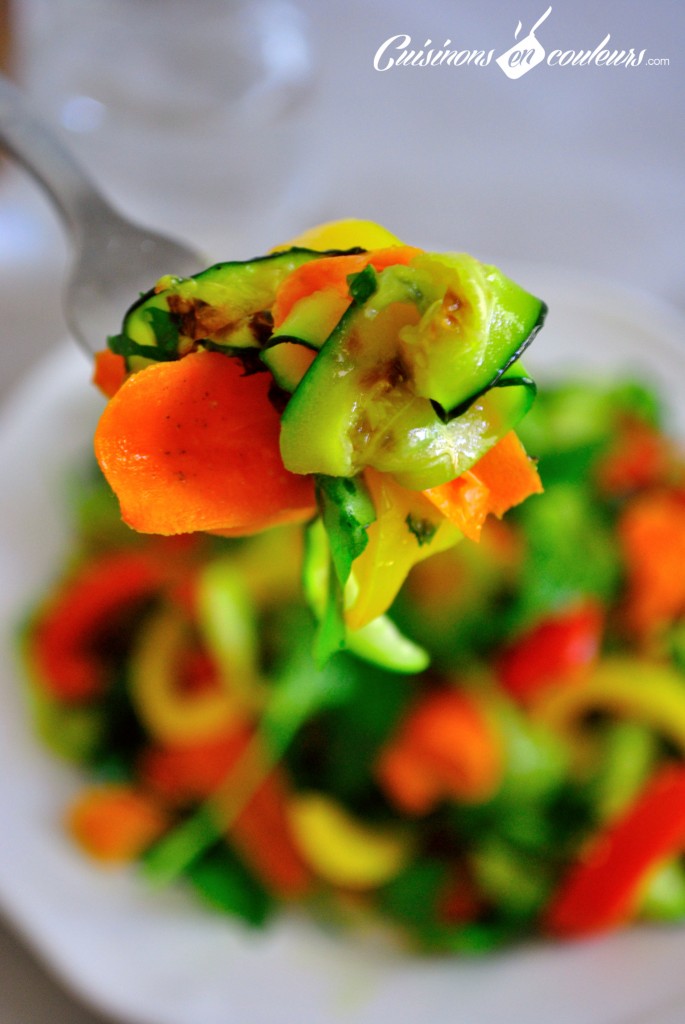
<box><xmin>301</xmin><ymin>516</ymin><xmax>431</xmax><ymax>670</ymax></box>
<box><xmin>529</xmin><ymin>656</ymin><xmax>685</xmax><ymax>755</ymax></box>
<box><xmin>223</xmin><ymin>762</ymin><xmax>312</xmax><ymax>899</ymax></box>
<box><xmin>496</xmin><ymin>600</ymin><xmax>604</xmax><ymax>704</ymax></box>
<box><xmin>129</xmin><ymin>603</ymin><xmax>245</xmax><ymax>744</ymax></box>
<box><xmin>437</xmin><ymin>866</ymin><xmax>483</xmax><ymax>925</ymax></box>
<box><xmin>29</xmin><ymin>550</ymin><xmax>164</xmax><ymax>702</ymax></box>
<box><xmin>287</xmin><ymin>792</ymin><xmax>411</xmax><ymax>890</ymax></box>
<box><xmin>344</xmin><ymin>469</ymin><xmax>462</xmax><ymax>631</ymax></box>
<box><xmin>139</xmin><ymin>731</ymin><xmax>253</xmax><ymax>805</ymax></box>
<box><xmin>596</xmin><ymin>416</ymin><xmax>674</xmax><ymax>495</ymax></box>
<box><xmin>272</xmin><ymin>217</ymin><xmax>403</xmax><ymax>253</ymax></box>
<box><xmin>344</xmin><ymin>433</ymin><xmax>541</xmax><ymax>631</ymax></box>
<box><xmin>545</xmin><ymin>763</ymin><xmax>685</xmax><ymax>938</ymax></box>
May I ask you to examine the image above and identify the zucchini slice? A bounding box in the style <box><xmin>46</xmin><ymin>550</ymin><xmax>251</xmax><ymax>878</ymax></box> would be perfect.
<box><xmin>110</xmin><ymin>248</ymin><xmax>357</xmax><ymax>370</ymax></box>
<box><xmin>260</xmin><ymin>340</ymin><xmax>318</xmax><ymax>393</ymax></box>
<box><xmin>397</xmin><ymin>252</ymin><xmax>545</xmax><ymax>419</ymax></box>
<box><xmin>279</xmin><ymin>248</ymin><xmax>540</xmax><ymax>491</ymax></box>
<box><xmin>270</xmin><ymin>288</ymin><xmax>350</xmax><ymax>351</ymax></box>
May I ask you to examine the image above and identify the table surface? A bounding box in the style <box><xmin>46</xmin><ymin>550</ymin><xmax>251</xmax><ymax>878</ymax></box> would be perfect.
<box><xmin>0</xmin><ymin>0</ymin><xmax>683</xmax><ymax>1020</ymax></box>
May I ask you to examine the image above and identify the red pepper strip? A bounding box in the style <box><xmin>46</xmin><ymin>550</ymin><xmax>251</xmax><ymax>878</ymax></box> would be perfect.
<box><xmin>545</xmin><ymin>763</ymin><xmax>685</xmax><ymax>938</ymax></box>
<box><xmin>139</xmin><ymin>728</ymin><xmax>312</xmax><ymax>898</ymax></box>
<box><xmin>496</xmin><ymin>601</ymin><xmax>605</xmax><ymax>705</ymax></box>
<box><xmin>31</xmin><ymin>551</ymin><xmax>164</xmax><ymax>702</ymax></box>
<box><xmin>139</xmin><ymin>731</ymin><xmax>253</xmax><ymax>804</ymax></box>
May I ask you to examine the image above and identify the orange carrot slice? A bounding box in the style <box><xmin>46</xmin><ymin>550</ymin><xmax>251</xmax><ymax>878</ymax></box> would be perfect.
<box><xmin>422</xmin><ymin>471</ymin><xmax>491</xmax><ymax>543</ymax></box>
<box><xmin>272</xmin><ymin>245</ymin><xmax>421</xmax><ymax>328</ymax></box>
<box><xmin>618</xmin><ymin>488</ymin><xmax>685</xmax><ymax>633</ymax></box>
<box><xmin>376</xmin><ymin>689</ymin><xmax>503</xmax><ymax>814</ymax></box>
<box><xmin>471</xmin><ymin>430</ymin><xmax>543</xmax><ymax>516</ymax></box>
<box><xmin>423</xmin><ymin>431</ymin><xmax>542</xmax><ymax>541</ymax></box>
<box><xmin>67</xmin><ymin>784</ymin><xmax>169</xmax><ymax>864</ymax></box>
<box><xmin>94</xmin><ymin>350</ymin><xmax>316</xmax><ymax>536</ymax></box>
<box><xmin>93</xmin><ymin>349</ymin><xmax>128</xmax><ymax>398</ymax></box>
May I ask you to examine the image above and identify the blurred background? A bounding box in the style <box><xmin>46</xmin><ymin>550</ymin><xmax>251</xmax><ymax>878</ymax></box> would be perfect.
<box><xmin>0</xmin><ymin>0</ymin><xmax>682</xmax><ymax>1020</ymax></box>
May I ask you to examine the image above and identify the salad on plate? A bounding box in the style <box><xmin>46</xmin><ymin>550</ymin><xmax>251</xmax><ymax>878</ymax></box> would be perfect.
<box><xmin>16</xmin><ymin>218</ymin><xmax>685</xmax><ymax>953</ymax></box>
<box><xmin>20</xmin><ymin>372</ymin><xmax>685</xmax><ymax>950</ymax></box>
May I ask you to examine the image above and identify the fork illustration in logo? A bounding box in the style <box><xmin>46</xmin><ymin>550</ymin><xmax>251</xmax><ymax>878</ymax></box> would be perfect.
<box><xmin>496</xmin><ymin>6</ymin><xmax>552</xmax><ymax>78</ymax></box>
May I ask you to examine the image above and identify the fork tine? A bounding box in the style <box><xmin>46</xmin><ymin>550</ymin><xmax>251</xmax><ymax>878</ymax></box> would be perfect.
<box><xmin>0</xmin><ymin>72</ymin><xmax>204</xmax><ymax>354</ymax></box>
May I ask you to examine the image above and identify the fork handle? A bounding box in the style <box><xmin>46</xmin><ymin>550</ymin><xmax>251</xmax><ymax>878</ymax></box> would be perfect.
<box><xmin>0</xmin><ymin>72</ymin><xmax>112</xmax><ymax>243</ymax></box>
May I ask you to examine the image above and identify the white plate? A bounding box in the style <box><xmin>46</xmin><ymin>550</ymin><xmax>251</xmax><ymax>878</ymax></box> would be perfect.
<box><xmin>2</xmin><ymin>272</ymin><xmax>685</xmax><ymax>1024</ymax></box>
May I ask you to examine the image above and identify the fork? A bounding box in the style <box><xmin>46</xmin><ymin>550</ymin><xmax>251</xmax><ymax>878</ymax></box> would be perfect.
<box><xmin>0</xmin><ymin>73</ymin><xmax>205</xmax><ymax>355</ymax></box>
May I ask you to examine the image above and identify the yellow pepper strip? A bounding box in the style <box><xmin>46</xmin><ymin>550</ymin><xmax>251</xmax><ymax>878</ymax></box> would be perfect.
<box><xmin>287</xmin><ymin>792</ymin><xmax>412</xmax><ymax>890</ymax></box>
<box><xmin>129</xmin><ymin>604</ymin><xmax>244</xmax><ymax>745</ymax></box>
<box><xmin>529</xmin><ymin>656</ymin><xmax>685</xmax><ymax>755</ymax></box>
<box><xmin>345</xmin><ymin>468</ymin><xmax>462</xmax><ymax>631</ymax></box>
<box><xmin>273</xmin><ymin>218</ymin><xmax>403</xmax><ymax>253</ymax></box>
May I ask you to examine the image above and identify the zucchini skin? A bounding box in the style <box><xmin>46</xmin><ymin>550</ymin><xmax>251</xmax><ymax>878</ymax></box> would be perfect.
<box><xmin>440</xmin><ymin>302</ymin><xmax>546</xmax><ymax>422</ymax></box>
<box><xmin>109</xmin><ymin>244</ymin><xmax>544</xmax><ymax>493</ymax></box>
<box><xmin>393</xmin><ymin>254</ymin><xmax>546</xmax><ymax>420</ymax></box>
<box><xmin>110</xmin><ymin>247</ymin><xmax>366</xmax><ymax>370</ymax></box>
<box><xmin>279</xmin><ymin>254</ymin><xmax>543</xmax><ymax>489</ymax></box>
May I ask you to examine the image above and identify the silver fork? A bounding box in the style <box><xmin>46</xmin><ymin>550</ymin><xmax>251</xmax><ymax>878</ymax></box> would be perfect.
<box><xmin>0</xmin><ymin>73</ymin><xmax>205</xmax><ymax>355</ymax></box>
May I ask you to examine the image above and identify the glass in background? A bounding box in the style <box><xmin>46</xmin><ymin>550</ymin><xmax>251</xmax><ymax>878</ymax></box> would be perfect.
<box><xmin>13</xmin><ymin>0</ymin><xmax>317</xmax><ymax>256</ymax></box>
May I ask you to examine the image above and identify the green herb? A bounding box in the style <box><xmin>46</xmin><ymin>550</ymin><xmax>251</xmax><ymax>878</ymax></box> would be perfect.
<box><xmin>347</xmin><ymin>264</ymin><xmax>377</xmax><ymax>304</ymax></box>
<box><xmin>406</xmin><ymin>514</ymin><xmax>438</xmax><ymax>547</ymax></box>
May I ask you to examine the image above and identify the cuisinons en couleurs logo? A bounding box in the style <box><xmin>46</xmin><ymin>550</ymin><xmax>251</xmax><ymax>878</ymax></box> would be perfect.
<box><xmin>373</xmin><ymin>7</ymin><xmax>669</xmax><ymax>76</ymax></box>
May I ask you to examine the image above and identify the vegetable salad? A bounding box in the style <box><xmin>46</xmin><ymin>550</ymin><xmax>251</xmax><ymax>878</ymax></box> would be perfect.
<box><xmin>21</xmin><ymin>377</ymin><xmax>685</xmax><ymax>951</ymax></box>
<box><xmin>92</xmin><ymin>220</ymin><xmax>545</xmax><ymax>666</ymax></box>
